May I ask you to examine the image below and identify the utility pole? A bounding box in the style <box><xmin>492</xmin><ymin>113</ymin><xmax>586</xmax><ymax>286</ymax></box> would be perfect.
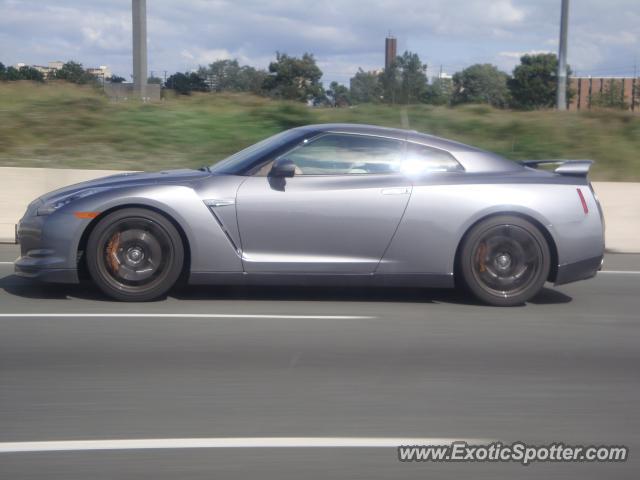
<box><xmin>556</xmin><ymin>0</ymin><xmax>569</xmax><ymax>110</ymax></box>
<box><xmin>132</xmin><ymin>0</ymin><xmax>148</xmax><ymax>100</ymax></box>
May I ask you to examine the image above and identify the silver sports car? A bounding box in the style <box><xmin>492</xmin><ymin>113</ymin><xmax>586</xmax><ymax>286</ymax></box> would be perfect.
<box><xmin>15</xmin><ymin>124</ymin><xmax>605</xmax><ymax>306</ymax></box>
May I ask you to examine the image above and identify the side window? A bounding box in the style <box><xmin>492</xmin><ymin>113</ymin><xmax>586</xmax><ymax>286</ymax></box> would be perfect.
<box><xmin>401</xmin><ymin>143</ymin><xmax>463</xmax><ymax>174</ymax></box>
<box><xmin>283</xmin><ymin>134</ymin><xmax>403</xmax><ymax>175</ymax></box>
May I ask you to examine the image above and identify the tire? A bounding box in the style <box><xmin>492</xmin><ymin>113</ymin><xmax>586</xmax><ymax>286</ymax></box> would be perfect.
<box><xmin>86</xmin><ymin>208</ymin><xmax>184</xmax><ymax>301</ymax></box>
<box><xmin>458</xmin><ymin>215</ymin><xmax>550</xmax><ymax>307</ymax></box>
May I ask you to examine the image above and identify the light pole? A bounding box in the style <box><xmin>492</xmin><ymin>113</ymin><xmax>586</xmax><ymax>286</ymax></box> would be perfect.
<box><xmin>557</xmin><ymin>0</ymin><xmax>569</xmax><ymax>110</ymax></box>
<box><xmin>132</xmin><ymin>0</ymin><xmax>148</xmax><ymax>99</ymax></box>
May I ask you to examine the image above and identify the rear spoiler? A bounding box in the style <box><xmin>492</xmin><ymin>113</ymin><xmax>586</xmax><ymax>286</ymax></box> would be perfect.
<box><xmin>520</xmin><ymin>159</ymin><xmax>594</xmax><ymax>177</ymax></box>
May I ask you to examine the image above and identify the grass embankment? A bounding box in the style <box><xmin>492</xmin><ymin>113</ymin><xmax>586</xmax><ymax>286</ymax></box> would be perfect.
<box><xmin>0</xmin><ymin>81</ymin><xmax>638</xmax><ymax>180</ymax></box>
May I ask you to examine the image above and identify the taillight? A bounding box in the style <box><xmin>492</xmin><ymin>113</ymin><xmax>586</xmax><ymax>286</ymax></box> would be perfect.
<box><xmin>576</xmin><ymin>188</ymin><xmax>588</xmax><ymax>214</ymax></box>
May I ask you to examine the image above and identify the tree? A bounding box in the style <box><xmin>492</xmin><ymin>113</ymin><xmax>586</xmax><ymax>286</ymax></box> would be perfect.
<box><xmin>53</xmin><ymin>61</ymin><xmax>95</xmax><ymax>84</ymax></box>
<box><xmin>197</xmin><ymin>59</ymin><xmax>267</xmax><ymax>94</ymax></box>
<box><xmin>373</xmin><ymin>51</ymin><xmax>428</xmax><ymax>104</ymax></box>
<box><xmin>379</xmin><ymin>59</ymin><xmax>400</xmax><ymax>104</ymax></box>
<box><xmin>452</xmin><ymin>64</ymin><xmax>510</xmax><ymax>107</ymax></box>
<box><xmin>590</xmin><ymin>80</ymin><xmax>629</xmax><ymax>110</ymax></box>
<box><xmin>422</xmin><ymin>77</ymin><xmax>453</xmax><ymax>105</ymax></box>
<box><xmin>165</xmin><ymin>72</ymin><xmax>208</xmax><ymax>95</ymax></box>
<box><xmin>397</xmin><ymin>51</ymin><xmax>428</xmax><ymax>103</ymax></box>
<box><xmin>109</xmin><ymin>75</ymin><xmax>126</xmax><ymax>83</ymax></box>
<box><xmin>325</xmin><ymin>81</ymin><xmax>350</xmax><ymax>106</ymax></box>
<box><xmin>237</xmin><ymin>65</ymin><xmax>268</xmax><ymax>94</ymax></box>
<box><xmin>508</xmin><ymin>53</ymin><xmax>572</xmax><ymax>109</ymax></box>
<box><xmin>198</xmin><ymin>59</ymin><xmax>238</xmax><ymax>92</ymax></box>
<box><xmin>4</xmin><ymin>66</ymin><xmax>22</xmax><ymax>81</ymax></box>
<box><xmin>18</xmin><ymin>66</ymin><xmax>44</xmax><ymax>82</ymax></box>
<box><xmin>0</xmin><ymin>63</ymin><xmax>44</xmax><ymax>82</ymax></box>
<box><xmin>349</xmin><ymin>68</ymin><xmax>382</xmax><ymax>103</ymax></box>
<box><xmin>147</xmin><ymin>75</ymin><xmax>162</xmax><ymax>85</ymax></box>
<box><xmin>263</xmin><ymin>52</ymin><xmax>324</xmax><ymax>102</ymax></box>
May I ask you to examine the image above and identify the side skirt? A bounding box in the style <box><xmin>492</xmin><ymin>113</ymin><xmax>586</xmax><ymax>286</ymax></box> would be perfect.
<box><xmin>189</xmin><ymin>272</ymin><xmax>455</xmax><ymax>289</ymax></box>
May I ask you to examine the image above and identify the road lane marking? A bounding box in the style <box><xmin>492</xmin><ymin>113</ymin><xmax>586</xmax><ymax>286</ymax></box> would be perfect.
<box><xmin>0</xmin><ymin>262</ymin><xmax>15</xmax><ymax>265</ymax></box>
<box><xmin>0</xmin><ymin>437</ymin><xmax>491</xmax><ymax>453</ymax></box>
<box><xmin>0</xmin><ymin>313</ymin><xmax>375</xmax><ymax>320</ymax></box>
<box><xmin>599</xmin><ymin>270</ymin><xmax>640</xmax><ymax>275</ymax></box>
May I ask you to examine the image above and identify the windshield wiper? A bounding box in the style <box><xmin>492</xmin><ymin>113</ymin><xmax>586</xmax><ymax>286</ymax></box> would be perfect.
<box><xmin>197</xmin><ymin>165</ymin><xmax>211</xmax><ymax>173</ymax></box>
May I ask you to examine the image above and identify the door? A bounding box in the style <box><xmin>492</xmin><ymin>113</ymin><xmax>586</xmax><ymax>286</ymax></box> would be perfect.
<box><xmin>235</xmin><ymin>133</ymin><xmax>412</xmax><ymax>274</ymax></box>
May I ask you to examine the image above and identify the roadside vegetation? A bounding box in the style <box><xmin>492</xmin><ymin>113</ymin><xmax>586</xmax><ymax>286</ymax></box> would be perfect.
<box><xmin>0</xmin><ymin>81</ymin><xmax>638</xmax><ymax>180</ymax></box>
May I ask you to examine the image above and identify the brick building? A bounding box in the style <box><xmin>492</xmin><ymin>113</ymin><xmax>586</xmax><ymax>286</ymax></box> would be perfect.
<box><xmin>569</xmin><ymin>77</ymin><xmax>639</xmax><ymax>112</ymax></box>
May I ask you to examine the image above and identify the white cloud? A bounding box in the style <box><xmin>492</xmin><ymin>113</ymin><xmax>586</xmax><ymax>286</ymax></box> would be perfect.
<box><xmin>486</xmin><ymin>0</ymin><xmax>526</xmax><ymax>24</ymax></box>
<box><xmin>181</xmin><ymin>48</ymin><xmax>233</xmax><ymax>65</ymax></box>
<box><xmin>498</xmin><ymin>50</ymin><xmax>554</xmax><ymax>59</ymax></box>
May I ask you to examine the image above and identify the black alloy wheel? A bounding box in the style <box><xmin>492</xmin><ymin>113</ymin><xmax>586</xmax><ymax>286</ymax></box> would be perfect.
<box><xmin>459</xmin><ymin>215</ymin><xmax>551</xmax><ymax>306</ymax></box>
<box><xmin>86</xmin><ymin>208</ymin><xmax>184</xmax><ymax>301</ymax></box>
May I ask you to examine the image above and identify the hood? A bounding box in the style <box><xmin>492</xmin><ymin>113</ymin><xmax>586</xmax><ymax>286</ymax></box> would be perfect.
<box><xmin>39</xmin><ymin>168</ymin><xmax>210</xmax><ymax>204</ymax></box>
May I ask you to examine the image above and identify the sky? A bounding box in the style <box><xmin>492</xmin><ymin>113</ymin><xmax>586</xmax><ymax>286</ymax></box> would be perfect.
<box><xmin>0</xmin><ymin>0</ymin><xmax>638</xmax><ymax>85</ymax></box>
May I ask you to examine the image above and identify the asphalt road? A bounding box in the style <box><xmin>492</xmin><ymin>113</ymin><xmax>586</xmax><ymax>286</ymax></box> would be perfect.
<box><xmin>0</xmin><ymin>244</ymin><xmax>639</xmax><ymax>479</ymax></box>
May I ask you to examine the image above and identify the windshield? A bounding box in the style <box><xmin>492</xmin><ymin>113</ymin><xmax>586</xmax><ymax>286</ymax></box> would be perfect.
<box><xmin>210</xmin><ymin>129</ymin><xmax>304</xmax><ymax>175</ymax></box>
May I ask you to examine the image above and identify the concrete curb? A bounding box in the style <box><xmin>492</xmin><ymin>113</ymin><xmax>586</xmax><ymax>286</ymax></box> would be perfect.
<box><xmin>0</xmin><ymin>224</ymin><xmax>15</xmax><ymax>244</ymax></box>
<box><xmin>1</xmin><ymin>167</ymin><xmax>639</xmax><ymax>253</ymax></box>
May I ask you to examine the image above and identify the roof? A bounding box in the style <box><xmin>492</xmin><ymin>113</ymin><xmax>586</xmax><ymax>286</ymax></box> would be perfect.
<box><xmin>298</xmin><ymin>123</ymin><xmax>484</xmax><ymax>153</ymax></box>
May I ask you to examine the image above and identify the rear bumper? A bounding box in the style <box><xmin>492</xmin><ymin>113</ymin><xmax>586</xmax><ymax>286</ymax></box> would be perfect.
<box><xmin>554</xmin><ymin>255</ymin><xmax>603</xmax><ymax>286</ymax></box>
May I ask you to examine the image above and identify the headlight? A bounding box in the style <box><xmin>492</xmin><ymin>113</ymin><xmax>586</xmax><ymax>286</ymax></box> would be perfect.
<box><xmin>36</xmin><ymin>189</ymin><xmax>102</xmax><ymax>216</ymax></box>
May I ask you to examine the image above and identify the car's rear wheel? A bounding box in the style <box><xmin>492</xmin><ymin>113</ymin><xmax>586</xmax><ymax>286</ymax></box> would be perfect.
<box><xmin>86</xmin><ymin>208</ymin><xmax>184</xmax><ymax>301</ymax></box>
<box><xmin>459</xmin><ymin>215</ymin><xmax>550</xmax><ymax>306</ymax></box>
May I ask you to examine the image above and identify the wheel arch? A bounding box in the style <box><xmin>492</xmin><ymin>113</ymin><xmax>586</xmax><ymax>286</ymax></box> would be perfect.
<box><xmin>77</xmin><ymin>203</ymin><xmax>192</xmax><ymax>281</ymax></box>
<box><xmin>453</xmin><ymin>211</ymin><xmax>559</xmax><ymax>284</ymax></box>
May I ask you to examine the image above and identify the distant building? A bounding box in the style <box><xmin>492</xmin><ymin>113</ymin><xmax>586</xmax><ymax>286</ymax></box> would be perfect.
<box><xmin>31</xmin><ymin>61</ymin><xmax>65</xmax><ymax>78</ymax></box>
<box><xmin>385</xmin><ymin>35</ymin><xmax>397</xmax><ymax>69</ymax></box>
<box><xmin>13</xmin><ymin>61</ymin><xmax>113</xmax><ymax>81</ymax></box>
<box><xmin>570</xmin><ymin>77</ymin><xmax>639</xmax><ymax>112</ymax></box>
<box><xmin>434</xmin><ymin>72</ymin><xmax>452</xmax><ymax>81</ymax></box>
<box><xmin>48</xmin><ymin>61</ymin><xmax>64</xmax><ymax>70</ymax></box>
<box><xmin>86</xmin><ymin>66</ymin><xmax>112</xmax><ymax>80</ymax></box>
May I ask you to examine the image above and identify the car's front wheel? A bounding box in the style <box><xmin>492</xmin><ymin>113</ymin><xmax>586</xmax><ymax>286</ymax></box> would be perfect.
<box><xmin>86</xmin><ymin>208</ymin><xmax>184</xmax><ymax>301</ymax></box>
<box><xmin>459</xmin><ymin>215</ymin><xmax>551</xmax><ymax>307</ymax></box>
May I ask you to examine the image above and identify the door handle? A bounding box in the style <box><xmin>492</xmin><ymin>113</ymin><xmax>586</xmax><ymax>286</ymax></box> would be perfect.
<box><xmin>381</xmin><ymin>187</ymin><xmax>411</xmax><ymax>195</ymax></box>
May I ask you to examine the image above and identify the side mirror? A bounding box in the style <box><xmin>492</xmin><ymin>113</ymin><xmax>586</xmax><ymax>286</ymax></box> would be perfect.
<box><xmin>269</xmin><ymin>158</ymin><xmax>296</xmax><ymax>178</ymax></box>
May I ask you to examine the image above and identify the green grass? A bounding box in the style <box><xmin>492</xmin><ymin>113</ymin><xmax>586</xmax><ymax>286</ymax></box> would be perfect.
<box><xmin>1</xmin><ymin>81</ymin><xmax>639</xmax><ymax>180</ymax></box>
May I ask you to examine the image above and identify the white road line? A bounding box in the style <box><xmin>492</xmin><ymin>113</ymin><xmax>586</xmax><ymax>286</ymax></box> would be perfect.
<box><xmin>0</xmin><ymin>313</ymin><xmax>374</xmax><ymax>320</ymax></box>
<box><xmin>599</xmin><ymin>270</ymin><xmax>640</xmax><ymax>275</ymax></box>
<box><xmin>0</xmin><ymin>437</ymin><xmax>490</xmax><ymax>453</ymax></box>
<box><xmin>0</xmin><ymin>261</ymin><xmax>15</xmax><ymax>265</ymax></box>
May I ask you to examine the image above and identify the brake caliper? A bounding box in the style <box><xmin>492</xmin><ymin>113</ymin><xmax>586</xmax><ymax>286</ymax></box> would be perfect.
<box><xmin>105</xmin><ymin>232</ymin><xmax>121</xmax><ymax>274</ymax></box>
<box><xmin>476</xmin><ymin>242</ymin><xmax>487</xmax><ymax>273</ymax></box>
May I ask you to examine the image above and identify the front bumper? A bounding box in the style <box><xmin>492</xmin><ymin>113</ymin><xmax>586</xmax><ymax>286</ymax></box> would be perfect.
<box><xmin>13</xmin><ymin>264</ymin><xmax>79</xmax><ymax>283</ymax></box>
<box><xmin>14</xmin><ymin>201</ymin><xmax>81</xmax><ymax>284</ymax></box>
<box><xmin>554</xmin><ymin>255</ymin><xmax>604</xmax><ymax>286</ymax></box>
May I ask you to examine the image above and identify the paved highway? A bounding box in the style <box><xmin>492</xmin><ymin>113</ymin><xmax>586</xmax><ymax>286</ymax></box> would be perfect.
<box><xmin>0</xmin><ymin>244</ymin><xmax>638</xmax><ymax>479</ymax></box>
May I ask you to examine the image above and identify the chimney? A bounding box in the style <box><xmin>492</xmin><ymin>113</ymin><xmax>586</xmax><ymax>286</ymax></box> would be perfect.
<box><xmin>385</xmin><ymin>35</ymin><xmax>397</xmax><ymax>70</ymax></box>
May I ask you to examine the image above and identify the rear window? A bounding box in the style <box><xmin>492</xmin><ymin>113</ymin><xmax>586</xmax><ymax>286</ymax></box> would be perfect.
<box><xmin>401</xmin><ymin>142</ymin><xmax>463</xmax><ymax>174</ymax></box>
